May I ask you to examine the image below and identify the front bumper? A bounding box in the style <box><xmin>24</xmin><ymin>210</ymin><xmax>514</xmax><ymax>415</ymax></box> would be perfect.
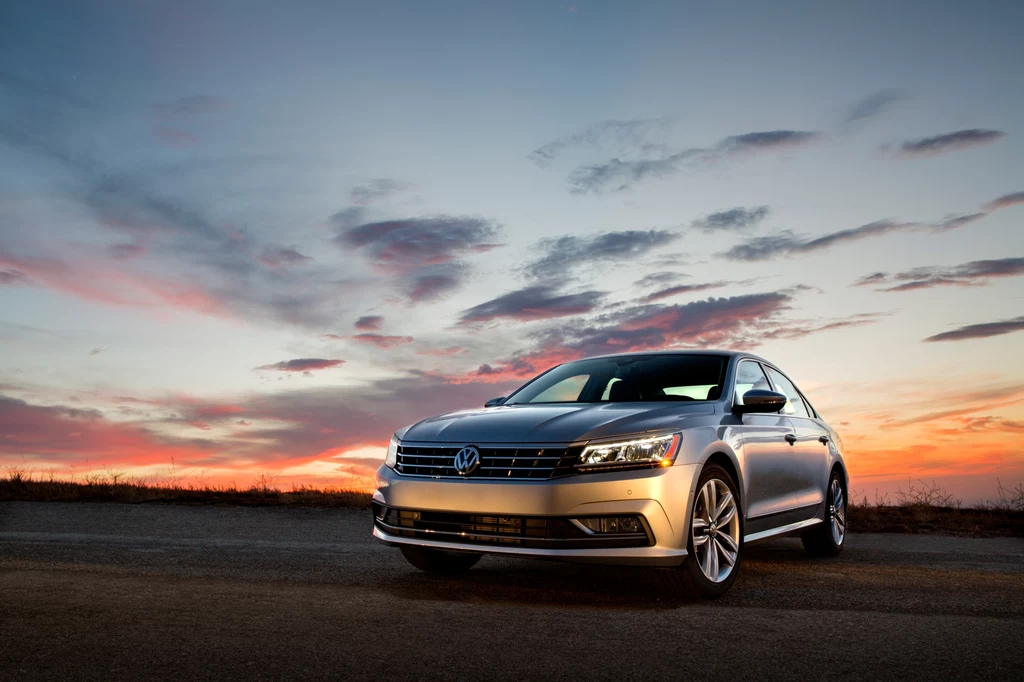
<box><xmin>372</xmin><ymin>462</ymin><xmax>701</xmax><ymax>567</ymax></box>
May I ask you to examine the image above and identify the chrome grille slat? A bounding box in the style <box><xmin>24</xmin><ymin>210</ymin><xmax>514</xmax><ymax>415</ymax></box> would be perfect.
<box><xmin>396</xmin><ymin>444</ymin><xmax>579</xmax><ymax>480</ymax></box>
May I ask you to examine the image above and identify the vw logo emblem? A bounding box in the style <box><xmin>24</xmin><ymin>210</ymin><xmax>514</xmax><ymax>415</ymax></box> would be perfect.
<box><xmin>454</xmin><ymin>446</ymin><xmax>481</xmax><ymax>476</ymax></box>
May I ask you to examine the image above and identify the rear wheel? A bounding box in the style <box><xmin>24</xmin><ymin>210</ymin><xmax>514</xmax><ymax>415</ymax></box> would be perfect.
<box><xmin>801</xmin><ymin>470</ymin><xmax>846</xmax><ymax>557</ymax></box>
<box><xmin>400</xmin><ymin>545</ymin><xmax>481</xmax><ymax>574</ymax></box>
<box><xmin>661</xmin><ymin>464</ymin><xmax>742</xmax><ymax>599</ymax></box>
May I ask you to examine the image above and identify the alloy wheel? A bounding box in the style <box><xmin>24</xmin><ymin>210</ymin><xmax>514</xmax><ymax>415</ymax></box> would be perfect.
<box><xmin>691</xmin><ymin>478</ymin><xmax>741</xmax><ymax>583</ymax></box>
<box><xmin>829</xmin><ymin>478</ymin><xmax>846</xmax><ymax>545</ymax></box>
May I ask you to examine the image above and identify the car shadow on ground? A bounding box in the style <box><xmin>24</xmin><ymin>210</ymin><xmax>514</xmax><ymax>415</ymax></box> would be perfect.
<box><xmin>380</xmin><ymin>541</ymin><xmax>818</xmax><ymax>610</ymax></box>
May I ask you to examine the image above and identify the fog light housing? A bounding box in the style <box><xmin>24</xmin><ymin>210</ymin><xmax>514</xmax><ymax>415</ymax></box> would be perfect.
<box><xmin>575</xmin><ymin>515</ymin><xmax>644</xmax><ymax>534</ymax></box>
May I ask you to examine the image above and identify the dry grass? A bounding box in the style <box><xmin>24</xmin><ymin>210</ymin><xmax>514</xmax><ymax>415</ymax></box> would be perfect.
<box><xmin>0</xmin><ymin>468</ymin><xmax>372</xmax><ymax>508</ymax></box>
<box><xmin>848</xmin><ymin>478</ymin><xmax>1024</xmax><ymax>538</ymax></box>
<box><xmin>3</xmin><ymin>468</ymin><xmax>1022</xmax><ymax>537</ymax></box>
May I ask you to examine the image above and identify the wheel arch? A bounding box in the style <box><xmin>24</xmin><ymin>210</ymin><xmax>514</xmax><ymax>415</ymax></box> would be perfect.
<box><xmin>830</xmin><ymin>459</ymin><xmax>848</xmax><ymax>493</ymax></box>
<box><xmin>686</xmin><ymin>446</ymin><xmax>746</xmax><ymax>529</ymax></box>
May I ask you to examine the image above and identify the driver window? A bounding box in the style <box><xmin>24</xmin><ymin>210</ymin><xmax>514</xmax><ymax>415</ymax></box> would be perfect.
<box><xmin>734</xmin><ymin>361</ymin><xmax>770</xmax><ymax>406</ymax></box>
<box><xmin>764</xmin><ymin>366</ymin><xmax>811</xmax><ymax>418</ymax></box>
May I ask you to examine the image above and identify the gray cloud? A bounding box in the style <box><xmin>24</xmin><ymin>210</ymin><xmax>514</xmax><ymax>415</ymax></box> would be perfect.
<box><xmin>934</xmin><ymin>212</ymin><xmax>988</xmax><ymax>231</ymax></box>
<box><xmin>0</xmin><ymin>269</ymin><xmax>28</xmax><ymax>285</ymax></box>
<box><xmin>692</xmin><ymin>206</ymin><xmax>769</xmax><ymax>232</ymax></box>
<box><xmin>842</xmin><ymin>89</ymin><xmax>907</xmax><ymax>125</ymax></box>
<box><xmin>528</xmin><ymin>117</ymin><xmax>675</xmax><ymax>167</ymax></box>
<box><xmin>459</xmin><ymin>285</ymin><xmax>605</xmax><ymax>323</ymax></box>
<box><xmin>634</xmin><ymin>271</ymin><xmax>686</xmax><ymax>288</ymax></box>
<box><xmin>567</xmin><ymin>149</ymin><xmax>705</xmax><ymax>194</ymax></box>
<box><xmin>349</xmin><ymin>179</ymin><xmax>412</xmax><ymax>205</ymax></box>
<box><xmin>258</xmin><ymin>245</ymin><xmax>313</xmax><ymax>268</ymax></box>
<box><xmin>721</xmin><ymin>220</ymin><xmax>917</xmax><ymax>261</ymax></box>
<box><xmin>404</xmin><ymin>263</ymin><xmax>468</xmax><ymax>302</ymax></box>
<box><xmin>986</xmin><ymin>191</ymin><xmax>1024</xmax><ymax>211</ymax></box>
<box><xmin>525</xmin><ymin>229</ymin><xmax>680</xmax><ymax>279</ymax></box>
<box><xmin>641</xmin><ymin>282</ymin><xmax>731</xmax><ymax>302</ymax></box>
<box><xmin>567</xmin><ymin>130</ymin><xmax>820</xmax><ymax>194</ymax></box>
<box><xmin>895</xmin><ymin>129</ymin><xmax>1006</xmax><ymax>157</ymax></box>
<box><xmin>354</xmin><ymin>315</ymin><xmax>383</xmax><ymax>330</ymax></box>
<box><xmin>718</xmin><ymin>130</ymin><xmax>820</xmax><ymax>153</ymax></box>
<box><xmin>924</xmin><ymin>317</ymin><xmax>1024</xmax><ymax>343</ymax></box>
<box><xmin>858</xmin><ymin>257</ymin><xmax>1024</xmax><ymax>292</ymax></box>
<box><xmin>333</xmin><ymin>216</ymin><xmax>502</xmax><ymax>270</ymax></box>
<box><xmin>852</xmin><ymin>272</ymin><xmax>889</xmax><ymax>287</ymax></box>
<box><xmin>254</xmin><ymin>358</ymin><xmax>345</xmax><ymax>372</ymax></box>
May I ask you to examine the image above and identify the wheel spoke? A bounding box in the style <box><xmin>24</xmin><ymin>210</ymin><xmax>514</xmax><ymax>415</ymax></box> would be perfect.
<box><xmin>708</xmin><ymin>539</ymin><xmax>720</xmax><ymax>581</ymax></box>
<box><xmin>693</xmin><ymin>533</ymin><xmax>709</xmax><ymax>547</ymax></box>
<box><xmin>717</xmin><ymin>530</ymin><xmax>738</xmax><ymax>555</ymax></box>
<box><xmin>717</xmin><ymin>503</ymin><xmax>737</xmax><ymax>527</ymax></box>
<box><xmin>700</xmin><ymin>540</ymin><xmax>712</xmax><ymax>575</ymax></box>
<box><xmin>700</xmin><ymin>484</ymin><xmax>711</xmax><ymax>522</ymax></box>
<box><xmin>718</xmin><ymin>543</ymin><xmax>737</xmax><ymax>567</ymax></box>
<box><xmin>712</xmin><ymin>491</ymin><xmax>733</xmax><ymax>523</ymax></box>
<box><xmin>707</xmin><ymin>482</ymin><xmax>718</xmax><ymax>519</ymax></box>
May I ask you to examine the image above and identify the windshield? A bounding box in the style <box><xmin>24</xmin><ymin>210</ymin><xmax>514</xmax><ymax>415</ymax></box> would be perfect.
<box><xmin>504</xmin><ymin>354</ymin><xmax>727</xmax><ymax>405</ymax></box>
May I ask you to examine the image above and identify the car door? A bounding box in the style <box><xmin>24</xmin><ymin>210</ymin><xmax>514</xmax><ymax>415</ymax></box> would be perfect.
<box><xmin>763</xmin><ymin>365</ymin><xmax>829</xmax><ymax>514</ymax></box>
<box><xmin>732</xmin><ymin>360</ymin><xmax>800</xmax><ymax>520</ymax></box>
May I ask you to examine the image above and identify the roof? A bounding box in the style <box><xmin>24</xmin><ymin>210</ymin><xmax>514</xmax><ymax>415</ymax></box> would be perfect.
<box><xmin>572</xmin><ymin>349</ymin><xmax>772</xmax><ymax>364</ymax></box>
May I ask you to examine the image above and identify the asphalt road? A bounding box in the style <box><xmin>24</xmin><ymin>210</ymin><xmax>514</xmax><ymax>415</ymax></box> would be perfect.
<box><xmin>1</xmin><ymin>502</ymin><xmax>1022</xmax><ymax>681</ymax></box>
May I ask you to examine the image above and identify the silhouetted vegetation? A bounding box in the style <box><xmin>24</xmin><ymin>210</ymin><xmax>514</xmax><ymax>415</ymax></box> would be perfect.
<box><xmin>3</xmin><ymin>469</ymin><xmax>1022</xmax><ymax>536</ymax></box>
<box><xmin>0</xmin><ymin>468</ymin><xmax>371</xmax><ymax>508</ymax></box>
<box><xmin>848</xmin><ymin>479</ymin><xmax>1024</xmax><ymax>538</ymax></box>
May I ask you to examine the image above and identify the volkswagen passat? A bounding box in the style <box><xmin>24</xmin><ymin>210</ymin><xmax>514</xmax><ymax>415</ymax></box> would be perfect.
<box><xmin>372</xmin><ymin>351</ymin><xmax>847</xmax><ymax>598</ymax></box>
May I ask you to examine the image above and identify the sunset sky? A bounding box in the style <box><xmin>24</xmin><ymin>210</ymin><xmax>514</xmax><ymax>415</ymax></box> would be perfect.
<box><xmin>1</xmin><ymin>0</ymin><xmax>1022</xmax><ymax>501</ymax></box>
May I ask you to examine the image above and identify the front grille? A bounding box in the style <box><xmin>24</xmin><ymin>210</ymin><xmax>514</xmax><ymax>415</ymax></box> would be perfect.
<box><xmin>395</xmin><ymin>444</ymin><xmax>580</xmax><ymax>479</ymax></box>
<box><xmin>373</xmin><ymin>505</ymin><xmax>652</xmax><ymax>549</ymax></box>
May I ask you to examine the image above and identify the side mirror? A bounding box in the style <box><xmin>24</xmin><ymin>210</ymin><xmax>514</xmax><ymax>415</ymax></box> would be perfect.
<box><xmin>734</xmin><ymin>389</ymin><xmax>787</xmax><ymax>414</ymax></box>
<box><xmin>484</xmin><ymin>396</ymin><xmax>506</xmax><ymax>408</ymax></box>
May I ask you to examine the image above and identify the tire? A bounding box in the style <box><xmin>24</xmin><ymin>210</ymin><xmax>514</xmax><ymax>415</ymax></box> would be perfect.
<box><xmin>801</xmin><ymin>469</ymin><xmax>846</xmax><ymax>557</ymax></box>
<box><xmin>400</xmin><ymin>545</ymin><xmax>482</xmax><ymax>574</ymax></box>
<box><xmin>660</xmin><ymin>464</ymin><xmax>743</xmax><ymax>599</ymax></box>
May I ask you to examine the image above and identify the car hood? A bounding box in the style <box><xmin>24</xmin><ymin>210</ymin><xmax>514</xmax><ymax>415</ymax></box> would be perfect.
<box><xmin>398</xmin><ymin>402</ymin><xmax>716</xmax><ymax>444</ymax></box>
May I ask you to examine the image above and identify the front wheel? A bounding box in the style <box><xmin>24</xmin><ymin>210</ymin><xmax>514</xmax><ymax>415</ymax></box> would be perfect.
<box><xmin>400</xmin><ymin>545</ymin><xmax>481</xmax><ymax>574</ymax></box>
<box><xmin>801</xmin><ymin>470</ymin><xmax>846</xmax><ymax>557</ymax></box>
<box><xmin>661</xmin><ymin>464</ymin><xmax>743</xmax><ymax>599</ymax></box>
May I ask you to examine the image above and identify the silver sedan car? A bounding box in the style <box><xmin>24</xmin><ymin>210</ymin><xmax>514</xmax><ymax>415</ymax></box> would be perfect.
<box><xmin>372</xmin><ymin>351</ymin><xmax>847</xmax><ymax>598</ymax></box>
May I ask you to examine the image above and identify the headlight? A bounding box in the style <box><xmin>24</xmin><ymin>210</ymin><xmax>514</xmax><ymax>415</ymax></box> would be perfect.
<box><xmin>384</xmin><ymin>436</ymin><xmax>399</xmax><ymax>469</ymax></box>
<box><xmin>577</xmin><ymin>433</ymin><xmax>681</xmax><ymax>471</ymax></box>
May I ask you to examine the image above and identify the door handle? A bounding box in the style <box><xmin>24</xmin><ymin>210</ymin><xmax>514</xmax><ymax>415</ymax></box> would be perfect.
<box><xmin>785</xmin><ymin>433</ymin><xmax>797</xmax><ymax>445</ymax></box>
<box><xmin>818</xmin><ymin>435</ymin><xmax>830</xmax><ymax>445</ymax></box>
